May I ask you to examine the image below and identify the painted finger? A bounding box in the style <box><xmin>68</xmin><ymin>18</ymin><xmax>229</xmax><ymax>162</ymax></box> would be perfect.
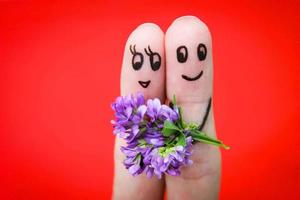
<box><xmin>165</xmin><ymin>16</ymin><xmax>221</xmax><ymax>199</ymax></box>
<box><xmin>113</xmin><ymin>23</ymin><xmax>165</xmax><ymax>200</ymax></box>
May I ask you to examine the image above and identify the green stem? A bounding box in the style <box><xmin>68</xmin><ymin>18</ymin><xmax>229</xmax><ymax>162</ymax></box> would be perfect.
<box><xmin>190</xmin><ymin>130</ymin><xmax>230</xmax><ymax>150</ymax></box>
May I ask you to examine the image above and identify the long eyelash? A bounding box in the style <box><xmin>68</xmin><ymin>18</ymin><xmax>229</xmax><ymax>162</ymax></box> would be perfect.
<box><xmin>144</xmin><ymin>45</ymin><xmax>153</xmax><ymax>56</ymax></box>
<box><xmin>130</xmin><ymin>45</ymin><xmax>134</xmax><ymax>54</ymax></box>
<box><xmin>130</xmin><ymin>45</ymin><xmax>137</xmax><ymax>55</ymax></box>
<box><xmin>148</xmin><ymin>46</ymin><xmax>153</xmax><ymax>54</ymax></box>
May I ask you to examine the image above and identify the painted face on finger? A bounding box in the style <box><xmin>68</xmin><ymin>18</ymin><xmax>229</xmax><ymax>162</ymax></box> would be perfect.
<box><xmin>129</xmin><ymin>45</ymin><xmax>162</xmax><ymax>89</ymax></box>
<box><xmin>166</xmin><ymin>19</ymin><xmax>213</xmax><ymax>103</ymax></box>
<box><xmin>120</xmin><ymin>24</ymin><xmax>165</xmax><ymax>100</ymax></box>
<box><xmin>176</xmin><ymin>43</ymin><xmax>207</xmax><ymax>81</ymax></box>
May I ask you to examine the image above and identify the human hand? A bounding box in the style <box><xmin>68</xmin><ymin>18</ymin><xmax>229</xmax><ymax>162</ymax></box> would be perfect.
<box><xmin>113</xmin><ymin>16</ymin><xmax>221</xmax><ymax>200</ymax></box>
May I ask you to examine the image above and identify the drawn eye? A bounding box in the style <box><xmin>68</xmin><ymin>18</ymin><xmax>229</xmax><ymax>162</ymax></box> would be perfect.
<box><xmin>176</xmin><ymin>46</ymin><xmax>188</xmax><ymax>63</ymax></box>
<box><xmin>132</xmin><ymin>53</ymin><xmax>143</xmax><ymax>70</ymax></box>
<box><xmin>144</xmin><ymin>46</ymin><xmax>161</xmax><ymax>71</ymax></box>
<box><xmin>197</xmin><ymin>43</ymin><xmax>207</xmax><ymax>61</ymax></box>
<box><xmin>130</xmin><ymin>45</ymin><xmax>144</xmax><ymax>70</ymax></box>
<box><xmin>150</xmin><ymin>53</ymin><xmax>161</xmax><ymax>71</ymax></box>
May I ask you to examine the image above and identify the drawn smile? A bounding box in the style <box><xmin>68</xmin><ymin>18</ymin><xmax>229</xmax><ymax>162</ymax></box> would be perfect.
<box><xmin>181</xmin><ymin>71</ymin><xmax>203</xmax><ymax>81</ymax></box>
<box><xmin>138</xmin><ymin>80</ymin><xmax>151</xmax><ymax>88</ymax></box>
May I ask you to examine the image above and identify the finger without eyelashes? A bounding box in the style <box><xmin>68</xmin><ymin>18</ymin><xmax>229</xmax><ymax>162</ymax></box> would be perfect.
<box><xmin>165</xmin><ymin>16</ymin><xmax>221</xmax><ymax>200</ymax></box>
<box><xmin>166</xmin><ymin>15</ymin><xmax>213</xmax><ymax>104</ymax></box>
<box><xmin>113</xmin><ymin>23</ymin><xmax>165</xmax><ymax>200</ymax></box>
<box><xmin>166</xmin><ymin>15</ymin><xmax>215</xmax><ymax>133</ymax></box>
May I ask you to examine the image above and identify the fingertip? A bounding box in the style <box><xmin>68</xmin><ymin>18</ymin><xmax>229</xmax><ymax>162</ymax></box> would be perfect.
<box><xmin>167</xmin><ymin>15</ymin><xmax>211</xmax><ymax>35</ymax></box>
<box><xmin>114</xmin><ymin>22</ymin><xmax>166</xmax><ymax>199</ymax></box>
<box><xmin>121</xmin><ymin>22</ymin><xmax>165</xmax><ymax>101</ymax></box>
<box><xmin>133</xmin><ymin>23</ymin><xmax>164</xmax><ymax>35</ymax></box>
<box><xmin>126</xmin><ymin>23</ymin><xmax>164</xmax><ymax>48</ymax></box>
<box><xmin>165</xmin><ymin>15</ymin><xmax>213</xmax><ymax>104</ymax></box>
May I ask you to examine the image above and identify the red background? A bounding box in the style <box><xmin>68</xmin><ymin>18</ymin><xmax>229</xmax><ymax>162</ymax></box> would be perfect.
<box><xmin>1</xmin><ymin>1</ymin><xmax>299</xmax><ymax>199</ymax></box>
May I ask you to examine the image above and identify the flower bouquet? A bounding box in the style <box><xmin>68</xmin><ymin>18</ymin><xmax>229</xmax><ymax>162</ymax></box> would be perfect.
<box><xmin>111</xmin><ymin>92</ymin><xmax>229</xmax><ymax>178</ymax></box>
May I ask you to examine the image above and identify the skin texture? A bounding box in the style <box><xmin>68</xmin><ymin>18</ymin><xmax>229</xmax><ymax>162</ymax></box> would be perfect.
<box><xmin>113</xmin><ymin>16</ymin><xmax>221</xmax><ymax>200</ymax></box>
<box><xmin>165</xmin><ymin>16</ymin><xmax>221</xmax><ymax>200</ymax></box>
<box><xmin>113</xmin><ymin>23</ymin><xmax>165</xmax><ymax>200</ymax></box>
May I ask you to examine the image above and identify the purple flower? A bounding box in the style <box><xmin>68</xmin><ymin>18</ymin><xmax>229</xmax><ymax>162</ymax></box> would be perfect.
<box><xmin>142</xmin><ymin>136</ymin><xmax>193</xmax><ymax>178</ymax></box>
<box><xmin>131</xmin><ymin>105</ymin><xmax>147</xmax><ymax>124</ymax></box>
<box><xmin>135</xmin><ymin>92</ymin><xmax>145</xmax><ymax>106</ymax></box>
<box><xmin>160</xmin><ymin>105</ymin><xmax>179</xmax><ymax>122</ymax></box>
<box><xmin>111</xmin><ymin>93</ymin><xmax>192</xmax><ymax>178</ymax></box>
<box><xmin>112</xmin><ymin>124</ymin><xmax>127</xmax><ymax>138</ymax></box>
<box><xmin>146</xmin><ymin>98</ymin><xmax>179</xmax><ymax>123</ymax></box>
<box><xmin>146</xmin><ymin>98</ymin><xmax>161</xmax><ymax>122</ymax></box>
<box><xmin>121</xmin><ymin>146</ymin><xmax>143</xmax><ymax>176</ymax></box>
<box><xmin>144</xmin><ymin>130</ymin><xmax>164</xmax><ymax>147</ymax></box>
<box><xmin>111</xmin><ymin>93</ymin><xmax>146</xmax><ymax>140</ymax></box>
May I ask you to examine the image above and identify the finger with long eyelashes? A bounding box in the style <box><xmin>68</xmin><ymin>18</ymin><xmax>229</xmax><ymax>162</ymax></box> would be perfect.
<box><xmin>113</xmin><ymin>23</ymin><xmax>165</xmax><ymax>200</ymax></box>
<box><xmin>165</xmin><ymin>16</ymin><xmax>221</xmax><ymax>199</ymax></box>
<box><xmin>120</xmin><ymin>23</ymin><xmax>165</xmax><ymax>101</ymax></box>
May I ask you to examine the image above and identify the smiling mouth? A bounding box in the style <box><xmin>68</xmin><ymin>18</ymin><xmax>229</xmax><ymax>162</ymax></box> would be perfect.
<box><xmin>138</xmin><ymin>80</ymin><xmax>151</xmax><ymax>88</ymax></box>
<box><xmin>181</xmin><ymin>71</ymin><xmax>203</xmax><ymax>81</ymax></box>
